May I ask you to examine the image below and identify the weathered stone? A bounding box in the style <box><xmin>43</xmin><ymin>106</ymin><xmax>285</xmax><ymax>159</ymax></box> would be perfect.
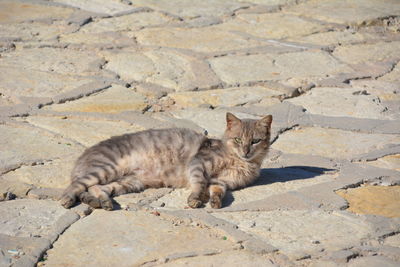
<box><xmin>272</xmin><ymin>127</ymin><xmax>400</xmax><ymax>159</ymax></box>
<box><xmin>0</xmin><ymin>1</ymin><xmax>74</xmax><ymax>23</ymax></box>
<box><xmin>0</xmin><ymin>234</ymin><xmax>51</xmax><ymax>267</ymax></box>
<box><xmin>379</xmin><ymin>63</ymin><xmax>400</xmax><ymax>83</ymax></box>
<box><xmin>114</xmin><ymin>188</ymin><xmax>173</xmax><ymax>209</ymax></box>
<box><xmin>228</xmin><ymin>171</ymin><xmax>336</xmax><ymax>207</ymax></box>
<box><xmin>20</xmin><ymin>114</ymin><xmax>145</xmax><ymax>146</ymax></box>
<box><xmin>167</xmin><ymin>86</ymin><xmax>281</xmax><ymax>108</ymax></box>
<box><xmin>285</xmin><ymin>0</ymin><xmax>400</xmax><ymax>26</ymax></box>
<box><xmin>130</xmin><ymin>0</ymin><xmax>248</xmax><ymax>18</ymax></box>
<box><xmin>288</xmin><ymin>30</ymin><xmax>375</xmax><ymax>46</ymax></box>
<box><xmin>135</xmin><ymin>27</ymin><xmax>269</xmax><ymax>53</ymax></box>
<box><xmin>52</xmin><ymin>0</ymin><xmax>138</xmax><ymax>16</ymax></box>
<box><xmin>0</xmin><ymin>199</ymin><xmax>78</xmax><ymax>241</ymax></box>
<box><xmin>103</xmin><ymin>49</ymin><xmax>221</xmax><ymax>91</ymax></box>
<box><xmin>80</xmin><ymin>12</ymin><xmax>170</xmax><ymax>33</ymax></box>
<box><xmin>28</xmin><ymin>188</ymin><xmax>64</xmax><ymax>200</ymax></box>
<box><xmin>333</xmin><ymin>41</ymin><xmax>400</xmax><ymax>65</ymax></box>
<box><xmin>348</xmin><ymin>256</ymin><xmax>399</xmax><ymax>267</ymax></box>
<box><xmin>0</xmin><ymin>123</ymin><xmax>83</xmax><ymax>173</ymax></box>
<box><xmin>161</xmin><ymin>250</ymin><xmax>276</xmax><ymax>266</ymax></box>
<box><xmin>238</xmin><ymin>0</ymin><xmax>295</xmax><ymax>5</ymax></box>
<box><xmin>0</xmin><ymin>22</ymin><xmax>76</xmax><ymax>42</ymax></box>
<box><xmin>0</xmin><ymin>67</ymin><xmax>95</xmax><ymax>101</ymax></box>
<box><xmin>209</xmin><ymin>51</ymin><xmax>352</xmax><ymax>85</ymax></box>
<box><xmin>0</xmin><ymin>179</ymin><xmax>33</xmax><ymax>198</ymax></box>
<box><xmin>44</xmin><ymin>210</ymin><xmax>235</xmax><ymax>266</ymax></box>
<box><xmin>213</xmin><ymin>210</ymin><xmax>375</xmax><ymax>260</ymax></box>
<box><xmin>350</xmin><ymin>80</ymin><xmax>400</xmax><ymax>102</ymax></box>
<box><xmin>46</xmin><ymin>84</ymin><xmax>148</xmax><ymax>114</ymax></box>
<box><xmin>1</xmin><ymin>157</ymin><xmax>75</xmax><ymax>189</ymax></box>
<box><xmin>384</xmin><ymin>234</ymin><xmax>400</xmax><ymax>248</ymax></box>
<box><xmin>59</xmin><ymin>31</ymin><xmax>135</xmax><ymax>47</ymax></box>
<box><xmin>363</xmin><ymin>154</ymin><xmax>400</xmax><ymax>171</ymax></box>
<box><xmin>213</xmin><ymin>13</ymin><xmax>327</xmax><ymax>39</ymax></box>
<box><xmin>170</xmin><ymin>108</ymin><xmax>261</xmax><ymax>137</ymax></box>
<box><xmin>286</xmin><ymin>87</ymin><xmax>392</xmax><ymax>120</ymax></box>
<box><xmin>336</xmin><ymin>186</ymin><xmax>400</xmax><ymax>218</ymax></box>
<box><xmin>0</xmin><ymin>47</ymin><xmax>103</xmax><ymax>76</ymax></box>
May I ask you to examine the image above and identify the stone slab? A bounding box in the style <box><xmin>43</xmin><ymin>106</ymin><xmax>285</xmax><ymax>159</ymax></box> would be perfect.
<box><xmin>286</xmin><ymin>87</ymin><xmax>393</xmax><ymax>120</ymax></box>
<box><xmin>0</xmin><ymin>199</ymin><xmax>78</xmax><ymax>241</ymax></box>
<box><xmin>287</xmin><ymin>30</ymin><xmax>375</xmax><ymax>46</ymax></box>
<box><xmin>0</xmin><ymin>67</ymin><xmax>95</xmax><ymax>99</ymax></box>
<box><xmin>0</xmin><ymin>47</ymin><xmax>103</xmax><ymax>76</ymax></box>
<box><xmin>80</xmin><ymin>11</ymin><xmax>170</xmax><ymax>33</ymax></box>
<box><xmin>379</xmin><ymin>63</ymin><xmax>400</xmax><ymax>83</ymax></box>
<box><xmin>0</xmin><ymin>123</ymin><xmax>84</xmax><ymax>173</ymax></box>
<box><xmin>213</xmin><ymin>210</ymin><xmax>375</xmax><ymax>260</ymax></box>
<box><xmin>209</xmin><ymin>51</ymin><xmax>352</xmax><ymax>85</ymax></box>
<box><xmin>103</xmin><ymin>49</ymin><xmax>221</xmax><ymax>91</ymax></box>
<box><xmin>1</xmin><ymin>156</ymin><xmax>75</xmax><ymax>189</ymax></box>
<box><xmin>135</xmin><ymin>26</ymin><xmax>269</xmax><ymax>53</ymax></box>
<box><xmin>214</xmin><ymin>13</ymin><xmax>327</xmax><ymax>39</ymax></box>
<box><xmin>348</xmin><ymin>256</ymin><xmax>399</xmax><ymax>267</ymax></box>
<box><xmin>336</xmin><ymin>186</ymin><xmax>400</xmax><ymax>218</ymax></box>
<box><xmin>45</xmin><ymin>84</ymin><xmax>148</xmax><ymax>114</ymax></box>
<box><xmin>20</xmin><ymin>114</ymin><xmax>145</xmax><ymax>146</ymax></box>
<box><xmin>272</xmin><ymin>127</ymin><xmax>400</xmax><ymax>159</ymax></box>
<box><xmin>333</xmin><ymin>41</ymin><xmax>400</xmax><ymax>65</ymax></box>
<box><xmin>285</xmin><ymin>0</ymin><xmax>400</xmax><ymax>26</ymax></box>
<box><xmin>130</xmin><ymin>0</ymin><xmax>248</xmax><ymax>18</ymax></box>
<box><xmin>44</xmin><ymin>210</ymin><xmax>235</xmax><ymax>266</ymax></box>
<box><xmin>0</xmin><ymin>1</ymin><xmax>74</xmax><ymax>23</ymax></box>
<box><xmin>167</xmin><ymin>86</ymin><xmax>281</xmax><ymax>108</ymax></box>
<box><xmin>364</xmin><ymin>154</ymin><xmax>400</xmax><ymax>171</ymax></box>
<box><xmin>52</xmin><ymin>0</ymin><xmax>138</xmax><ymax>16</ymax></box>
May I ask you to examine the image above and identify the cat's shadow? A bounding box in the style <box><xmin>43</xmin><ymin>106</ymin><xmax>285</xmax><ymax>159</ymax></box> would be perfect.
<box><xmin>222</xmin><ymin>166</ymin><xmax>335</xmax><ymax>207</ymax></box>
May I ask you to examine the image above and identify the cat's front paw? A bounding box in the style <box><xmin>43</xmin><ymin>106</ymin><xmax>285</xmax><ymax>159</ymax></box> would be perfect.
<box><xmin>210</xmin><ymin>195</ymin><xmax>222</xmax><ymax>209</ymax></box>
<box><xmin>187</xmin><ymin>193</ymin><xmax>203</xmax><ymax>208</ymax></box>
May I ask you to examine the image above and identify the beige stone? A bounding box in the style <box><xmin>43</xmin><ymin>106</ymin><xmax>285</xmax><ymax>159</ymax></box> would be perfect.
<box><xmin>213</xmin><ymin>210</ymin><xmax>374</xmax><ymax>259</ymax></box>
<box><xmin>47</xmin><ymin>85</ymin><xmax>148</xmax><ymax>114</ymax></box>
<box><xmin>336</xmin><ymin>186</ymin><xmax>400</xmax><ymax>218</ymax></box>
<box><xmin>287</xmin><ymin>31</ymin><xmax>373</xmax><ymax>46</ymax></box>
<box><xmin>135</xmin><ymin>27</ymin><xmax>268</xmax><ymax>53</ymax></box>
<box><xmin>285</xmin><ymin>0</ymin><xmax>400</xmax><ymax>25</ymax></box>
<box><xmin>59</xmin><ymin>31</ymin><xmax>135</xmax><ymax>47</ymax></box>
<box><xmin>52</xmin><ymin>0</ymin><xmax>137</xmax><ymax>16</ymax></box>
<box><xmin>1</xmin><ymin>157</ymin><xmax>75</xmax><ymax>189</ymax></box>
<box><xmin>379</xmin><ymin>63</ymin><xmax>400</xmax><ymax>83</ymax></box>
<box><xmin>364</xmin><ymin>154</ymin><xmax>400</xmax><ymax>171</ymax></box>
<box><xmin>333</xmin><ymin>41</ymin><xmax>400</xmax><ymax>65</ymax></box>
<box><xmin>272</xmin><ymin>127</ymin><xmax>400</xmax><ymax>159</ymax></box>
<box><xmin>0</xmin><ymin>67</ymin><xmax>94</xmax><ymax>98</ymax></box>
<box><xmin>103</xmin><ymin>50</ymin><xmax>221</xmax><ymax>91</ymax></box>
<box><xmin>209</xmin><ymin>51</ymin><xmax>352</xmax><ymax>85</ymax></box>
<box><xmin>214</xmin><ymin>13</ymin><xmax>327</xmax><ymax>39</ymax></box>
<box><xmin>286</xmin><ymin>87</ymin><xmax>392</xmax><ymax>120</ymax></box>
<box><xmin>0</xmin><ymin>123</ymin><xmax>83</xmax><ymax>173</ymax></box>
<box><xmin>130</xmin><ymin>0</ymin><xmax>247</xmax><ymax>18</ymax></box>
<box><xmin>0</xmin><ymin>1</ymin><xmax>74</xmax><ymax>23</ymax></box>
<box><xmin>44</xmin><ymin>210</ymin><xmax>234</xmax><ymax>266</ymax></box>
<box><xmin>0</xmin><ymin>47</ymin><xmax>102</xmax><ymax>76</ymax></box>
<box><xmin>350</xmin><ymin>80</ymin><xmax>400</xmax><ymax>102</ymax></box>
<box><xmin>20</xmin><ymin>114</ymin><xmax>145</xmax><ymax>147</ymax></box>
<box><xmin>80</xmin><ymin>12</ymin><xmax>170</xmax><ymax>33</ymax></box>
<box><xmin>168</xmin><ymin>86</ymin><xmax>281</xmax><ymax>108</ymax></box>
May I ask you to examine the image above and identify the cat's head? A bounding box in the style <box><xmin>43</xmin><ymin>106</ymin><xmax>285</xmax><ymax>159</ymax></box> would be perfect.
<box><xmin>223</xmin><ymin>112</ymin><xmax>272</xmax><ymax>161</ymax></box>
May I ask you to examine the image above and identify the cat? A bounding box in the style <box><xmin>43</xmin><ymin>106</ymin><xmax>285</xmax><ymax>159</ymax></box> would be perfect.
<box><xmin>59</xmin><ymin>112</ymin><xmax>272</xmax><ymax>210</ymax></box>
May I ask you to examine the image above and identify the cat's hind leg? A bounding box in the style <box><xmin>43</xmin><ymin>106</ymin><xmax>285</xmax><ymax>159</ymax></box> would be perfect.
<box><xmin>59</xmin><ymin>174</ymin><xmax>101</xmax><ymax>208</ymax></box>
<box><xmin>187</xmin><ymin>159</ymin><xmax>209</xmax><ymax>208</ymax></box>
<box><xmin>209</xmin><ymin>179</ymin><xmax>228</xmax><ymax>209</ymax></box>
<box><xmin>82</xmin><ymin>175</ymin><xmax>145</xmax><ymax>210</ymax></box>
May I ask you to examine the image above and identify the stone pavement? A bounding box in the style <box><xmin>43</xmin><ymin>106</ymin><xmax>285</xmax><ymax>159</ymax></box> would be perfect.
<box><xmin>0</xmin><ymin>0</ymin><xmax>400</xmax><ymax>266</ymax></box>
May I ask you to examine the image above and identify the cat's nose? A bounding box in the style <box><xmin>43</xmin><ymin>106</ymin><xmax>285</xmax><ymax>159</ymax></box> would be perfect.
<box><xmin>244</xmin><ymin>147</ymin><xmax>251</xmax><ymax>157</ymax></box>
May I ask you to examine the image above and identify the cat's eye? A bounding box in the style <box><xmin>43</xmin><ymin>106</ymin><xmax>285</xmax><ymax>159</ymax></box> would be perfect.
<box><xmin>234</xmin><ymin>137</ymin><xmax>242</xmax><ymax>144</ymax></box>
<box><xmin>251</xmin><ymin>139</ymin><xmax>261</xmax><ymax>145</ymax></box>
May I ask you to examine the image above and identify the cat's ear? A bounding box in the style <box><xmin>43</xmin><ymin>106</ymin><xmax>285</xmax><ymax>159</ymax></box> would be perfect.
<box><xmin>257</xmin><ymin>115</ymin><xmax>272</xmax><ymax>130</ymax></box>
<box><xmin>226</xmin><ymin>112</ymin><xmax>241</xmax><ymax>130</ymax></box>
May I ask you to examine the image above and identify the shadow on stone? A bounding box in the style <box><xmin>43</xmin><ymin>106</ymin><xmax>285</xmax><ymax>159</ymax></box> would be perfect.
<box><xmin>222</xmin><ymin>166</ymin><xmax>335</xmax><ymax>208</ymax></box>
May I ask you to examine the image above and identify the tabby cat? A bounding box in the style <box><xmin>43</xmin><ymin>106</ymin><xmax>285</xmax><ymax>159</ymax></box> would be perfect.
<box><xmin>60</xmin><ymin>113</ymin><xmax>272</xmax><ymax>210</ymax></box>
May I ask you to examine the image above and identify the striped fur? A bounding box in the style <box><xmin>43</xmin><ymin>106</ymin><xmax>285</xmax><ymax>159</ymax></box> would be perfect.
<box><xmin>60</xmin><ymin>113</ymin><xmax>272</xmax><ymax>210</ymax></box>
